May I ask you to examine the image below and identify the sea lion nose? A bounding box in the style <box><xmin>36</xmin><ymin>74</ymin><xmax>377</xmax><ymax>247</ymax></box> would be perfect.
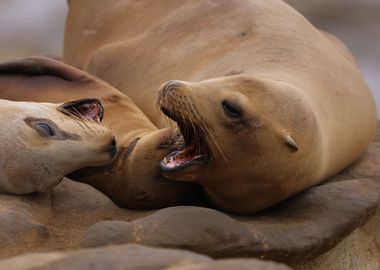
<box><xmin>108</xmin><ymin>136</ymin><xmax>117</xmax><ymax>159</ymax></box>
<box><xmin>161</xmin><ymin>80</ymin><xmax>182</xmax><ymax>95</ymax></box>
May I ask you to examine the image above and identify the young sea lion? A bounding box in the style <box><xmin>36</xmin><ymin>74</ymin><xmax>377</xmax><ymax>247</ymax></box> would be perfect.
<box><xmin>0</xmin><ymin>98</ymin><xmax>116</xmax><ymax>194</ymax></box>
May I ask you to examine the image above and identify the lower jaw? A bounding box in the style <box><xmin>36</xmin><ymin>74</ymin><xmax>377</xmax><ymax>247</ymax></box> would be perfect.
<box><xmin>160</xmin><ymin>167</ymin><xmax>199</xmax><ymax>182</ymax></box>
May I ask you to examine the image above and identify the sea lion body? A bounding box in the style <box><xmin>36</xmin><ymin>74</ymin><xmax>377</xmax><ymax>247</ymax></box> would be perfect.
<box><xmin>0</xmin><ymin>98</ymin><xmax>116</xmax><ymax>194</ymax></box>
<box><xmin>60</xmin><ymin>0</ymin><xmax>376</xmax><ymax>213</ymax></box>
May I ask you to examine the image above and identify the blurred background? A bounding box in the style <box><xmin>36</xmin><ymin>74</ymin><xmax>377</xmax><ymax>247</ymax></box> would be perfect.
<box><xmin>0</xmin><ymin>0</ymin><xmax>379</xmax><ymax>115</ymax></box>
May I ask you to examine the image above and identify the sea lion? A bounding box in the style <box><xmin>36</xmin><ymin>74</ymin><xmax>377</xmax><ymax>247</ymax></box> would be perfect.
<box><xmin>0</xmin><ymin>98</ymin><xmax>116</xmax><ymax>194</ymax></box>
<box><xmin>0</xmin><ymin>57</ymin><xmax>197</xmax><ymax>208</ymax></box>
<box><xmin>62</xmin><ymin>0</ymin><xmax>377</xmax><ymax>213</ymax></box>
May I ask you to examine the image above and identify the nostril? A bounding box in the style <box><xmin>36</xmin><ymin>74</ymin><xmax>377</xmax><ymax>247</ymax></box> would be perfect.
<box><xmin>110</xmin><ymin>137</ymin><xmax>117</xmax><ymax>147</ymax></box>
<box><xmin>108</xmin><ymin>137</ymin><xmax>117</xmax><ymax>159</ymax></box>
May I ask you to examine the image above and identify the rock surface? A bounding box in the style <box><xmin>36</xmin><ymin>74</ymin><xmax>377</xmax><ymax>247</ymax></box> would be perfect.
<box><xmin>81</xmin><ymin>180</ymin><xmax>379</xmax><ymax>262</ymax></box>
<box><xmin>0</xmin><ymin>180</ymin><xmax>150</xmax><ymax>258</ymax></box>
<box><xmin>0</xmin><ymin>244</ymin><xmax>291</xmax><ymax>270</ymax></box>
<box><xmin>0</xmin><ymin>195</ymin><xmax>49</xmax><ymax>255</ymax></box>
<box><xmin>293</xmin><ymin>226</ymin><xmax>380</xmax><ymax>270</ymax></box>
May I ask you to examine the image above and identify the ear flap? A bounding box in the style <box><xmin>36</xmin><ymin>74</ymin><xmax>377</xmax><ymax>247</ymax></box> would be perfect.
<box><xmin>0</xmin><ymin>56</ymin><xmax>107</xmax><ymax>104</ymax></box>
<box><xmin>59</xmin><ymin>98</ymin><xmax>104</xmax><ymax>121</ymax></box>
<box><xmin>285</xmin><ymin>134</ymin><xmax>299</xmax><ymax>151</ymax></box>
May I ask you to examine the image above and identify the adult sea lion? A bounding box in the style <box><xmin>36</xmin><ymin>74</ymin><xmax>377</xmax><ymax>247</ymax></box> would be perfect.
<box><xmin>0</xmin><ymin>57</ymin><xmax>197</xmax><ymax>208</ymax></box>
<box><xmin>0</xmin><ymin>98</ymin><xmax>116</xmax><ymax>194</ymax></box>
<box><xmin>62</xmin><ymin>0</ymin><xmax>377</xmax><ymax>213</ymax></box>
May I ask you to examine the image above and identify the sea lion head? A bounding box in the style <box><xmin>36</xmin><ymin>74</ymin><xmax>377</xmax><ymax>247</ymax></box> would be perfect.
<box><xmin>158</xmin><ymin>75</ymin><xmax>322</xmax><ymax>214</ymax></box>
<box><xmin>0</xmin><ymin>98</ymin><xmax>117</xmax><ymax>194</ymax></box>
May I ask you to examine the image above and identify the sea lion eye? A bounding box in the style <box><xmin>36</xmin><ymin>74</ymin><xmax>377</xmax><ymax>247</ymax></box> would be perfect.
<box><xmin>36</xmin><ymin>123</ymin><xmax>55</xmax><ymax>137</ymax></box>
<box><xmin>222</xmin><ymin>100</ymin><xmax>242</xmax><ymax>118</ymax></box>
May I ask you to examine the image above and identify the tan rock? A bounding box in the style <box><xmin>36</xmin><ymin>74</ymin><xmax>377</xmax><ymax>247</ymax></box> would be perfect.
<box><xmin>0</xmin><ymin>179</ymin><xmax>150</xmax><ymax>258</ymax></box>
<box><xmin>81</xmin><ymin>179</ymin><xmax>379</xmax><ymax>262</ymax></box>
<box><xmin>293</xmin><ymin>227</ymin><xmax>380</xmax><ymax>270</ymax></box>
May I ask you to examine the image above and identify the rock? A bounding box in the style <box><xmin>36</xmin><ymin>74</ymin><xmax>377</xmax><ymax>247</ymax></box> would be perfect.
<box><xmin>42</xmin><ymin>179</ymin><xmax>150</xmax><ymax>252</ymax></box>
<box><xmin>0</xmin><ymin>244</ymin><xmax>291</xmax><ymax>270</ymax></box>
<box><xmin>194</xmin><ymin>259</ymin><xmax>292</xmax><ymax>270</ymax></box>
<box><xmin>0</xmin><ymin>194</ymin><xmax>50</xmax><ymax>257</ymax></box>
<box><xmin>329</xmin><ymin>143</ymin><xmax>380</xmax><ymax>185</ymax></box>
<box><xmin>82</xmin><ymin>207</ymin><xmax>254</xmax><ymax>257</ymax></box>
<box><xmin>375</xmin><ymin>120</ymin><xmax>380</xmax><ymax>143</ymax></box>
<box><xmin>0</xmin><ymin>178</ymin><xmax>149</xmax><ymax>258</ymax></box>
<box><xmin>49</xmin><ymin>178</ymin><xmax>132</xmax><ymax>216</ymax></box>
<box><xmin>81</xmin><ymin>179</ymin><xmax>380</xmax><ymax>262</ymax></box>
<box><xmin>293</xmin><ymin>227</ymin><xmax>380</xmax><ymax>270</ymax></box>
<box><xmin>81</xmin><ymin>221</ymin><xmax>134</xmax><ymax>247</ymax></box>
<box><xmin>362</xmin><ymin>202</ymin><xmax>380</xmax><ymax>244</ymax></box>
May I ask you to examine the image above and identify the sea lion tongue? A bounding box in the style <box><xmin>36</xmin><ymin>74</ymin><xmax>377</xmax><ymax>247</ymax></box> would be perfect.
<box><xmin>161</xmin><ymin>145</ymin><xmax>208</xmax><ymax>171</ymax></box>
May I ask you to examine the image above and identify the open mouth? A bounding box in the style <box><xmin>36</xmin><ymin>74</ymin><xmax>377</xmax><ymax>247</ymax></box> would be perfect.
<box><xmin>160</xmin><ymin>107</ymin><xmax>210</xmax><ymax>172</ymax></box>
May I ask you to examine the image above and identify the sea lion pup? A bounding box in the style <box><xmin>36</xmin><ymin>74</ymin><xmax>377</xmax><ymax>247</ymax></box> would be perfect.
<box><xmin>0</xmin><ymin>57</ymin><xmax>197</xmax><ymax>208</ymax></box>
<box><xmin>0</xmin><ymin>98</ymin><xmax>116</xmax><ymax>194</ymax></box>
<box><xmin>62</xmin><ymin>0</ymin><xmax>376</xmax><ymax>213</ymax></box>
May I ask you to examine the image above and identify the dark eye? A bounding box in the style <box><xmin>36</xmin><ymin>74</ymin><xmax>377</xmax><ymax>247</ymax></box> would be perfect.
<box><xmin>222</xmin><ymin>101</ymin><xmax>242</xmax><ymax>118</ymax></box>
<box><xmin>36</xmin><ymin>123</ymin><xmax>55</xmax><ymax>137</ymax></box>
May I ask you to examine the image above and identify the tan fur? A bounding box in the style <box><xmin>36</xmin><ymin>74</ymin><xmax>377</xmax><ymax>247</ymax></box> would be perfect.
<box><xmin>0</xmin><ymin>99</ymin><xmax>114</xmax><ymax>194</ymax></box>
<box><xmin>61</xmin><ymin>0</ymin><xmax>377</xmax><ymax>213</ymax></box>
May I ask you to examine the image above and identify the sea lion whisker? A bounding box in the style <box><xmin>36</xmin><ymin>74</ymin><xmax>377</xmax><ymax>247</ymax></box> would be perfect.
<box><xmin>187</xmin><ymin>105</ymin><xmax>204</xmax><ymax>156</ymax></box>
<box><xmin>61</xmin><ymin>106</ymin><xmax>102</xmax><ymax>132</ymax></box>
<box><xmin>202</xmin><ymin>121</ymin><xmax>232</xmax><ymax>170</ymax></box>
<box><xmin>70</xmin><ymin>108</ymin><xmax>95</xmax><ymax>132</ymax></box>
<box><xmin>185</xmin><ymin>100</ymin><xmax>232</xmax><ymax>170</ymax></box>
<box><xmin>194</xmin><ymin>110</ymin><xmax>233</xmax><ymax>171</ymax></box>
<box><xmin>71</xmin><ymin>115</ymin><xmax>86</xmax><ymax>130</ymax></box>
